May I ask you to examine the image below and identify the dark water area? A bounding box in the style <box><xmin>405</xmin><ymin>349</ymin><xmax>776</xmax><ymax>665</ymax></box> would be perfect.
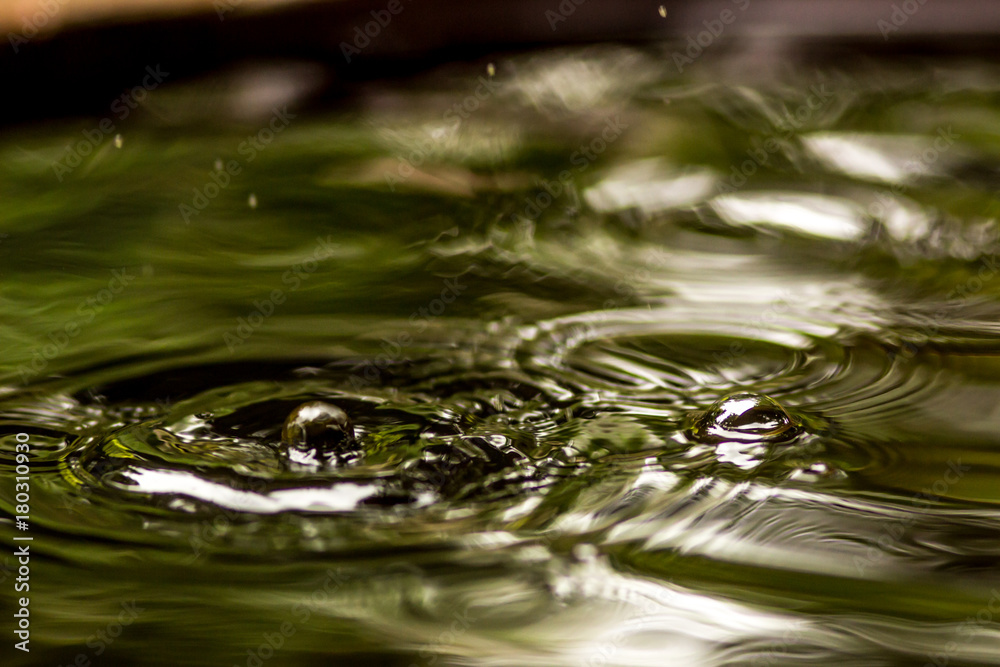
<box><xmin>4</xmin><ymin>44</ymin><xmax>1000</xmax><ymax>666</ymax></box>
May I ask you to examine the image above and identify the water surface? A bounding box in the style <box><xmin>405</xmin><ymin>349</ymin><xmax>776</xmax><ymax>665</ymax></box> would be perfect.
<box><xmin>4</xmin><ymin>45</ymin><xmax>1000</xmax><ymax>666</ymax></box>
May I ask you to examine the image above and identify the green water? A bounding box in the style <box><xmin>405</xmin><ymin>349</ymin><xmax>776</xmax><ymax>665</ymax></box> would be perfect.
<box><xmin>4</xmin><ymin>45</ymin><xmax>1000</xmax><ymax>665</ymax></box>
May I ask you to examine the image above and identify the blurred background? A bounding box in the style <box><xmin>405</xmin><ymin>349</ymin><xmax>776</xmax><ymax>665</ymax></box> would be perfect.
<box><xmin>5</xmin><ymin>0</ymin><xmax>1000</xmax><ymax>126</ymax></box>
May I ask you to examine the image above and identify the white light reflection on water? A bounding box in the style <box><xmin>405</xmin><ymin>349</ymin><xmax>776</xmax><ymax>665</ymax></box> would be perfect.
<box><xmin>357</xmin><ymin>550</ymin><xmax>834</xmax><ymax>667</ymax></box>
<box><xmin>126</xmin><ymin>468</ymin><xmax>381</xmax><ymax>513</ymax></box>
<box><xmin>584</xmin><ymin>158</ymin><xmax>716</xmax><ymax>214</ymax></box>
<box><xmin>803</xmin><ymin>132</ymin><xmax>936</xmax><ymax>184</ymax></box>
<box><xmin>711</xmin><ymin>192</ymin><xmax>868</xmax><ymax>241</ymax></box>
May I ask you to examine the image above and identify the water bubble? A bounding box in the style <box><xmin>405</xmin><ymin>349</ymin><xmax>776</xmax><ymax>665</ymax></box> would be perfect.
<box><xmin>686</xmin><ymin>392</ymin><xmax>801</xmax><ymax>444</ymax></box>
<box><xmin>113</xmin><ymin>134</ymin><xmax>123</xmax><ymax>149</ymax></box>
<box><xmin>487</xmin><ymin>63</ymin><xmax>496</xmax><ymax>78</ymax></box>
<box><xmin>248</xmin><ymin>193</ymin><xmax>258</xmax><ymax>209</ymax></box>
<box><xmin>281</xmin><ymin>401</ymin><xmax>356</xmax><ymax>452</ymax></box>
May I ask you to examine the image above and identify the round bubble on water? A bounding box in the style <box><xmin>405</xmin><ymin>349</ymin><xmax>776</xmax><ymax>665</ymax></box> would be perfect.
<box><xmin>282</xmin><ymin>401</ymin><xmax>356</xmax><ymax>452</ymax></box>
<box><xmin>686</xmin><ymin>392</ymin><xmax>801</xmax><ymax>444</ymax></box>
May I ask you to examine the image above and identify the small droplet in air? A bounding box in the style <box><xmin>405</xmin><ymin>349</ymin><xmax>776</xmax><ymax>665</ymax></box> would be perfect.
<box><xmin>282</xmin><ymin>401</ymin><xmax>356</xmax><ymax>452</ymax></box>
<box><xmin>686</xmin><ymin>392</ymin><xmax>801</xmax><ymax>444</ymax></box>
<box><xmin>487</xmin><ymin>63</ymin><xmax>496</xmax><ymax>78</ymax></box>
<box><xmin>214</xmin><ymin>158</ymin><xmax>224</xmax><ymax>171</ymax></box>
<box><xmin>658</xmin><ymin>5</ymin><xmax>667</xmax><ymax>18</ymax></box>
<box><xmin>248</xmin><ymin>193</ymin><xmax>258</xmax><ymax>209</ymax></box>
<box><xmin>113</xmin><ymin>134</ymin><xmax>123</xmax><ymax>148</ymax></box>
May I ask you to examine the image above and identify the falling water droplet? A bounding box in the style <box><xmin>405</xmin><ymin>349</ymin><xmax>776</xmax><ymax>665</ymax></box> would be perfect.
<box><xmin>248</xmin><ymin>194</ymin><xmax>258</xmax><ymax>209</ymax></box>
<box><xmin>282</xmin><ymin>401</ymin><xmax>356</xmax><ymax>452</ymax></box>
<box><xmin>686</xmin><ymin>392</ymin><xmax>801</xmax><ymax>443</ymax></box>
<box><xmin>487</xmin><ymin>63</ymin><xmax>496</xmax><ymax>78</ymax></box>
<box><xmin>113</xmin><ymin>134</ymin><xmax>123</xmax><ymax>149</ymax></box>
<box><xmin>214</xmin><ymin>158</ymin><xmax>224</xmax><ymax>171</ymax></box>
<box><xmin>658</xmin><ymin>5</ymin><xmax>667</xmax><ymax>18</ymax></box>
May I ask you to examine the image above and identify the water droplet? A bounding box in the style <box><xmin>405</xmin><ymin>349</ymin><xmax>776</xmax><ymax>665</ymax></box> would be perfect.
<box><xmin>214</xmin><ymin>158</ymin><xmax>224</xmax><ymax>171</ymax></box>
<box><xmin>282</xmin><ymin>401</ymin><xmax>356</xmax><ymax>452</ymax></box>
<box><xmin>248</xmin><ymin>194</ymin><xmax>258</xmax><ymax>209</ymax></box>
<box><xmin>658</xmin><ymin>5</ymin><xmax>667</xmax><ymax>18</ymax></box>
<box><xmin>487</xmin><ymin>63</ymin><xmax>496</xmax><ymax>78</ymax></box>
<box><xmin>113</xmin><ymin>134</ymin><xmax>123</xmax><ymax>149</ymax></box>
<box><xmin>686</xmin><ymin>392</ymin><xmax>801</xmax><ymax>443</ymax></box>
